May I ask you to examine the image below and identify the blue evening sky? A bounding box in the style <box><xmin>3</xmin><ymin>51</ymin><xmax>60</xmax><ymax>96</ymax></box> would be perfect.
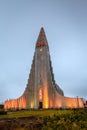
<box><xmin>0</xmin><ymin>0</ymin><xmax>87</xmax><ymax>103</ymax></box>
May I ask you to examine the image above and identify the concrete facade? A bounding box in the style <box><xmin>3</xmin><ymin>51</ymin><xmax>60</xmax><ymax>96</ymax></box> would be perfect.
<box><xmin>4</xmin><ymin>28</ymin><xmax>84</xmax><ymax>110</ymax></box>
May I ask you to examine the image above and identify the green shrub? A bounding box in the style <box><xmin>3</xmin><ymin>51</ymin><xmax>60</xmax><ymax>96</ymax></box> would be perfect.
<box><xmin>0</xmin><ymin>110</ymin><xmax>7</xmax><ymax>115</ymax></box>
<box><xmin>42</xmin><ymin>109</ymin><xmax>87</xmax><ymax>130</ymax></box>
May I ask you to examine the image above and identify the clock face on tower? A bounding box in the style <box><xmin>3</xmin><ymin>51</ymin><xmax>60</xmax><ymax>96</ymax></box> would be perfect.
<box><xmin>40</xmin><ymin>48</ymin><xmax>42</xmax><ymax>52</ymax></box>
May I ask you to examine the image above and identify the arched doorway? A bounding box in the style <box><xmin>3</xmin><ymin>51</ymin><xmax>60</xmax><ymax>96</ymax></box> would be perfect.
<box><xmin>39</xmin><ymin>102</ymin><xmax>43</xmax><ymax>109</ymax></box>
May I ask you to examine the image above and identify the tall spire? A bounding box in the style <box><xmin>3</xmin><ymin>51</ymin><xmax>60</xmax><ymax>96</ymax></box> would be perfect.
<box><xmin>36</xmin><ymin>27</ymin><xmax>48</xmax><ymax>47</ymax></box>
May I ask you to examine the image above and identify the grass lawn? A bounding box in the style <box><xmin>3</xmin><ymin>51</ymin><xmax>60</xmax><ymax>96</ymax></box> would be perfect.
<box><xmin>0</xmin><ymin>109</ymin><xmax>87</xmax><ymax>130</ymax></box>
<box><xmin>0</xmin><ymin>109</ymin><xmax>73</xmax><ymax>118</ymax></box>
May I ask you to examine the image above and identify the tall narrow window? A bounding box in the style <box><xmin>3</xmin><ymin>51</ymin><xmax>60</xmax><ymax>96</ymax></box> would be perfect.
<box><xmin>39</xmin><ymin>87</ymin><xmax>42</xmax><ymax>101</ymax></box>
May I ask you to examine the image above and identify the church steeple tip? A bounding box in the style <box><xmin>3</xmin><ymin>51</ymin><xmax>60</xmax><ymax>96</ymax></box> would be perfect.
<box><xmin>36</xmin><ymin>27</ymin><xmax>48</xmax><ymax>47</ymax></box>
<box><xmin>40</xmin><ymin>27</ymin><xmax>44</xmax><ymax>31</ymax></box>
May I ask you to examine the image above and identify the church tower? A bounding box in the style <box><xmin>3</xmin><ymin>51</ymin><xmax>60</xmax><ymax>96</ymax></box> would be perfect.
<box><xmin>23</xmin><ymin>27</ymin><xmax>64</xmax><ymax>109</ymax></box>
<box><xmin>4</xmin><ymin>28</ymin><xmax>84</xmax><ymax>110</ymax></box>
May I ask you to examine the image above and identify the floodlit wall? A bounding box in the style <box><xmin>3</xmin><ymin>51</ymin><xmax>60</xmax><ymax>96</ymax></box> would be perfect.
<box><xmin>4</xmin><ymin>93</ymin><xmax>84</xmax><ymax>110</ymax></box>
<box><xmin>54</xmin><ymin>93</ymin><xmax>84</xmax><ymax>109</ymax></box>
<box><xmin>4</xmin><ymin>95</ymin><xmax>27</xmax><ymax>110</ymax></box>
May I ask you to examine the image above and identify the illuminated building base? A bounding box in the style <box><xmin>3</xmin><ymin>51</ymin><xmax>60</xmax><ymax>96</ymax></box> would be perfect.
<box><xmin>4</xmin><ymin>28</ymin><xmax>84</xmax><ymax>110</ymax></box>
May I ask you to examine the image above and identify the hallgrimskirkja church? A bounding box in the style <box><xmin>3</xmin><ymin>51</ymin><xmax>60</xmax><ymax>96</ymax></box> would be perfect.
<box><xmin>4</xmin><ymin>28</ymin><xmax>84</xmax><ymax>110</ymax></box>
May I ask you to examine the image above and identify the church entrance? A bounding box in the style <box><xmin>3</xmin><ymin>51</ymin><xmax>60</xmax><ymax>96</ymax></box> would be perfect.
<box><xmin>39</xmin><ymin>102</ymin><xmax>43</xmax><ymax>109</ymax></box>
<box><xmin>38</xmin><ymin>86</ymin><xmax>43</xmax><ymax>109</ymax></box>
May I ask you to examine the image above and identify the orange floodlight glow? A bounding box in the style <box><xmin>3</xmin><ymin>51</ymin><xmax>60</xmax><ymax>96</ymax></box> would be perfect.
<box><xmin>44</xmin><ymin>82</ymin><xmax>48</xmax><ymax>108</ymax></box>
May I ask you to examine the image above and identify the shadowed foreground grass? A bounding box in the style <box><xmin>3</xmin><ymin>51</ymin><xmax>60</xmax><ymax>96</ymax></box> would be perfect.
<box><xmin>0</xmin><ymin>109</ymin><xmax>73</xmax><ymax>118</ymax></box>
<box><xmin>0</xmin><ymin>109</ymin><xmax>87</xmax><ymax>130</ymax></box>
